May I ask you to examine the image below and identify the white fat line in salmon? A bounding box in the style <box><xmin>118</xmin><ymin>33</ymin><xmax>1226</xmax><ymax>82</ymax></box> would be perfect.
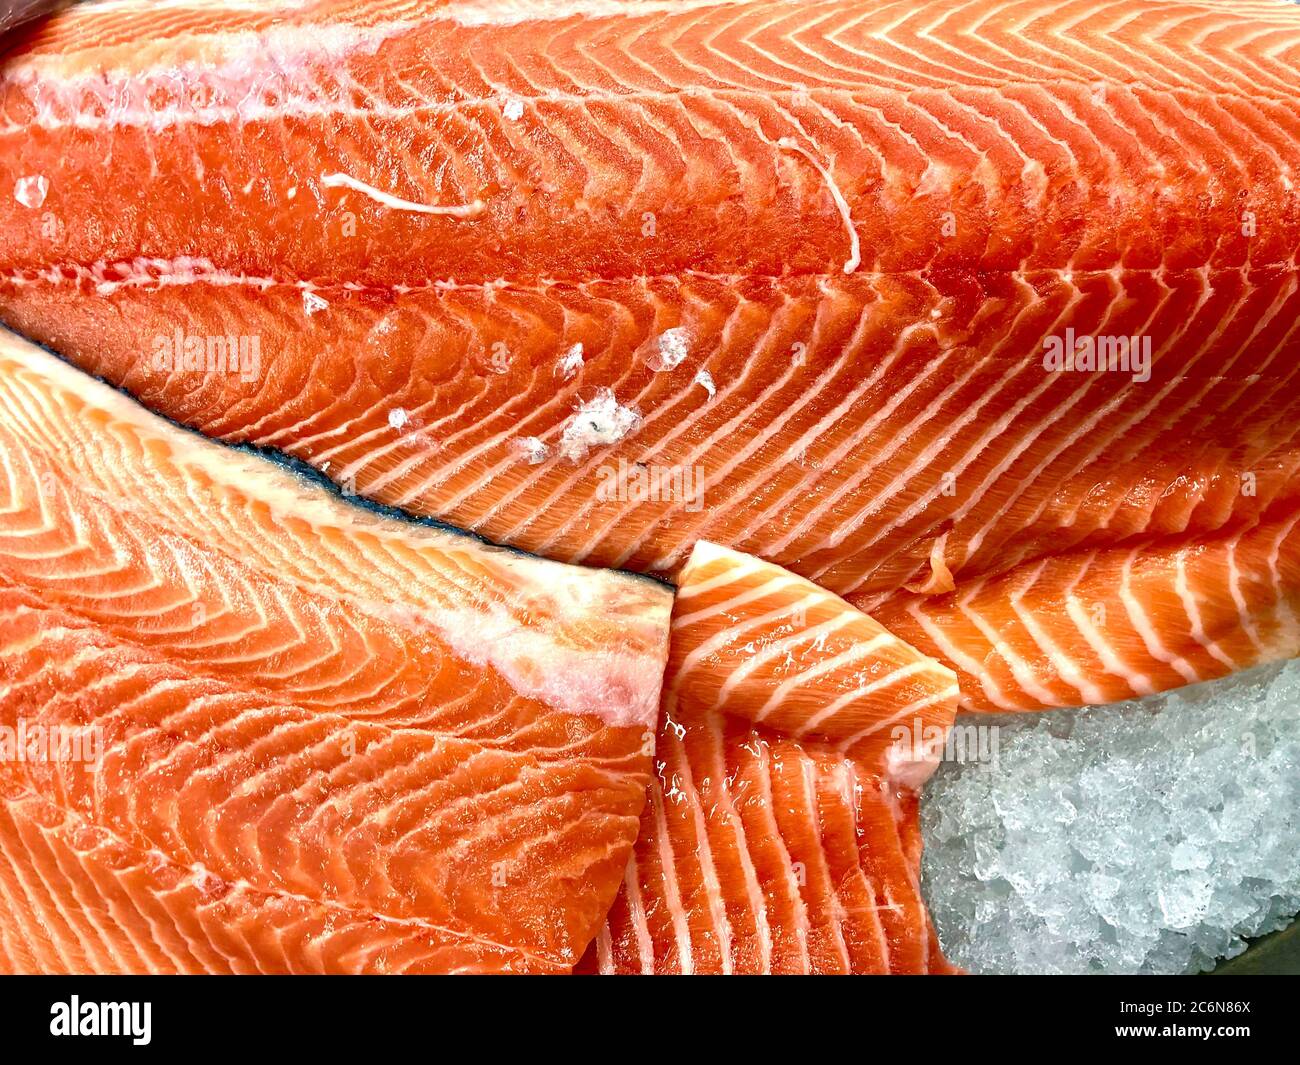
<box><xmin>3</xmin><ymin>259</ymin><xmax>1269</xmax><ymax>296</ymax></box>
<box><xmin>71</xmin><ymin>0</ymin><xmax>749</xmax><ymax>31</ymax></box>
<box><xmin>2</xmin><ymin>255</ymin><xmax>276</xmax><ymax>294</ymax></box>
<box><xmin>5</xmin><ymin>65</ymin><xmax>1294</xmax><ymax>138</ymax></box>
<box><xmin>0</xmin><ymin>82</ymin><xmax>783</xmax><ymax>137</ymax></box>
<box><xmin>434</xmin><ymin>0</ymin><xmax>757</xmax><ymax>28</ymax></box>
<box><xmin>777</xmin><ymin>137</ymin><xmax>860</xmax><ymax>274</ymax></box>
<box><xmin>319</xmin><ymin>172</ymin><xmax>485</xmax><ymax>218</ymax></box>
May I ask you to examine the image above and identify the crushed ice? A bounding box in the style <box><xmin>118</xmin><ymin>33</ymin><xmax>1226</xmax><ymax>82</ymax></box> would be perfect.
<box><xmin>557</xmin><ymin>388</ymin><xmax>642</xmax><ymax>461</ymax></box>
<box><xmin>649</xmin><ymin>327</ymin><xmax>690</xmax><ymax>371</ymax></box>
<box><xmin>921</xmin><ymin>660</ymin><xmax>1300</xmax><ymax>974</ymax></box>
<box><xmin>556</xmin><ymin>342</ymin><xmax>585</xmax><ymax>380</ymax></box>
<box><xmin>387</xmin><ymin>408</ymin><xmax>409</xmax><ymax>431</ymax></box>
<box><xmin>694</xmin><ymin>369</ymin><xmax>716</xmax><ymax>398</ymax></box>
<box><xmin>302</xmin><ymin>290</ymin><xmax>329</xmax><ymax>316</ymax></box>
<box><xmin>502</xmin><ymin>96</ymin><xmax>525</xmax><ymax>121</ymax></box>
<box><xmin>14</xmin><ymin>175</ymin><xmax>49</xmax><ymax>209</ymax></box>
<box><xmin>513</xmin><ymin>436</ymin><xmax>550</xmax><ymax>465</ymax></box>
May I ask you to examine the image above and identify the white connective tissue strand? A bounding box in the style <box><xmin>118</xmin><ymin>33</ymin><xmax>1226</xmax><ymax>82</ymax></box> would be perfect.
<box><xmin>320</xmin><ymin>172</ymin><xmax>484</xmax><ymax>218</ymax></box>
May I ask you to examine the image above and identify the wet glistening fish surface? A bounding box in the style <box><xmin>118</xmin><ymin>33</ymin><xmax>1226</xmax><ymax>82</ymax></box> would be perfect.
<box><xmin>0</xmin><ymin>0</ymin><xmax>1298</xmax><ymax>973</ymax></box>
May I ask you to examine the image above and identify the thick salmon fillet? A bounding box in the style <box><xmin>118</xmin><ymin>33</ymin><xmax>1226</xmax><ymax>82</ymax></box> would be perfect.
<box><xmin>1</xmin><ymin>0</ymin><xmax>1297</xmax><ymax>610</ymax></box>
<box><xmin>585</xmin><ymin>541</ymin><xmax>960</xmax><ymax>974</ymax></box>
<box><xmin>0</xmin><ymin>328</ymin><xmax>674</xmax><ymax>974</ymax></box>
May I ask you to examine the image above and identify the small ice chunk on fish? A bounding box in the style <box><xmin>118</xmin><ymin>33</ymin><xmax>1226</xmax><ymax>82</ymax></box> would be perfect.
<box><xmin>694</xmin><ymin>369</ymin><xmax>715</xmax><ymax>397</ymax></box>
<box><xmin>921</xmin><ymin>660</ymin><xmax>1300</xmax><ymax>975</ymax></box>
<box><xmin>648</xmin><ymin>327</ymin><xmax>690</xmax><ymax>371</ymax></box>
<box><xmin>502</xmin><ymin>97</ymin><xmax>525</xmax><ymax>121</ymax></box>
<box><xmin>387</xmin><ymin>408</ymin><xmax>409</xmax><ymax>430</ymax></box>
<box><xmin>513</xmin><ymin>436</ymin><xmax>550</xmax><ymax>465</ymax></box>
<box><xmin>14</xmin><ymin>175</ymin><xmax>49</xmax><ymax>209</ymax></box>
<box><xmin>556</xmin><ymin>343</ymin><xmax>584</xmax><ymax>380</ymax></box>
<box><xmin>302</xmin><ymin>290</ymin><xmax>329</xmax><ymax>316</ymax></box>
<box><xmin>558</xmin><ymin>388</ymin><xmax>641</xmax><ymax>462</ymax></box>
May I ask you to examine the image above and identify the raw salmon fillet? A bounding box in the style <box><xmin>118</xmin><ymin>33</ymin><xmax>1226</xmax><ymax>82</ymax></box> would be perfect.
<box><xmin>874</xmin><ymin>511</ymin><xmax>1300</xmax><ymax>712</ymax></box>
<box><xmin>1</xmin><ymin>0</ymin><xmax>1298</xmax><ymax>612</ymax></box>
<box><xmin>584</xmin><ymin>542</ymin><xmax>960</xmax><ymax>974</ymax></box>
<box><xmin>0</xmin><ymin>328</ymin><xmax>674</xmax><ymax>974</ymax></box>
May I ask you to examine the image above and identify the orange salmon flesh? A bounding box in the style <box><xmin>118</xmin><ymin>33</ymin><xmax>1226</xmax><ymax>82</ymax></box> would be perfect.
<box><xmin>1</xmin><ymin>0</ymin><xmax>1298</xmax><ymax>974</ymax></box>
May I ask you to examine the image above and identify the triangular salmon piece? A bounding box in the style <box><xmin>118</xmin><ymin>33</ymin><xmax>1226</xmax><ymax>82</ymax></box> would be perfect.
<box><xmin>0</xmin><ymin>329</ymin><xmax>673</xmax><ymax>973</ymax></box>
<box><xmin>583</xmin><ymin>542</ymin><xmax>960</xmax><ymax>974</ymax></box>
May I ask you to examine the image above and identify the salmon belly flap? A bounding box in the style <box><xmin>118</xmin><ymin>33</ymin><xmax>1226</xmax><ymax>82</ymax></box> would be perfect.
<box><xmin>584</xmin><ymin>542</ymin><xmax>961</xmax><ymax>975</ymax></box>
<box><xmin>0</xmin><ymin>329</ymin><xmax>675</xmax><ymax>974</ymax></box>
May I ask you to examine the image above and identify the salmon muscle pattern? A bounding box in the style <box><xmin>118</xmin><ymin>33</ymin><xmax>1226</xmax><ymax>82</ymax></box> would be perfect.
<box><xmin>873</xmin><ymin>512</ymin><xmax>1300</xmax><ymax>713</ymax></box>
<box><xmin>2</xmin><ymin>0</ymin><xmax>1299</xmax><ymax>610</ymax></box>
<box><xmin>585</xmin><ymin>542</ymin><xmax>961</xmax><ymax>975</ymax></box>
<box><xmin>0</xmin><ymin>329</ymin><xmax>674</xmax><ymax>975</ymax></box>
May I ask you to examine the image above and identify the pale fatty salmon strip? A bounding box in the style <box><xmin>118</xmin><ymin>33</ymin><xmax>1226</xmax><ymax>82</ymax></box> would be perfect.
<box><xmin>0</xmin><ymin>0</ymin><xmax>1298</xmax><ymax>610</ymax></box>
<box><xmin>0</xmin><ymin>328</ymin><xmax>674</xmax><ymax>974</ymax></box>
<box><xmin>585</xmin><ymin>541</ymin><xmax>961</xmax><ymax>974</ymax></box>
